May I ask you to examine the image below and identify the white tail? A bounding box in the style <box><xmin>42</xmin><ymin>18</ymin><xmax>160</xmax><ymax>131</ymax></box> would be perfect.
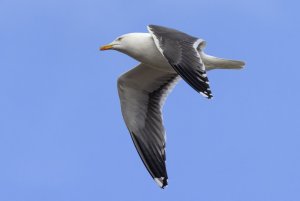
<box><xmin>201</xmin><ymin>53</ymin><xmax>245</xmax><ymax>71</ymax></box>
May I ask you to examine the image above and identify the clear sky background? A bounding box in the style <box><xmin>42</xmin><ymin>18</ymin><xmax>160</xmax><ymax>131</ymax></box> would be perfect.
<box><xmin>1</xmin><ymin>0</ymin><xmax>300</xmax><ymax>200</ymax></box>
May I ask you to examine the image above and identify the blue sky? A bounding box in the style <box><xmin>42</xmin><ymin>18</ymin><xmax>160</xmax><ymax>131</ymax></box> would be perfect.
<box><xmin>1</xmin><ymin>0</ymin><xmax>300</xmax><ymax>200</ymax></box>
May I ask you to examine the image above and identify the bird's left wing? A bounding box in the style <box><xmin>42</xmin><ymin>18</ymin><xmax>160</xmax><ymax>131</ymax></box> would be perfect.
<box><xmin>117</xmin><ymin>63</ymin><xmax>179</xmax><ymax>188</ymax></box>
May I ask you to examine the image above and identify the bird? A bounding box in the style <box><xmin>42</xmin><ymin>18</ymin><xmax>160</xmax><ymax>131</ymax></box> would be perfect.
<box><xmin>100</xmin><ymin>25</ymin><xmax>245</xmax><ymax>188</ymax></box>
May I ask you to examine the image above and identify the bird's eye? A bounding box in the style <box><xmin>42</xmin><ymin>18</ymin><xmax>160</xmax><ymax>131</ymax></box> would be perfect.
<box><xmin>117</xmin><ymin>37</ymin><xmax>123</xmax><ymax>41</ymax></box>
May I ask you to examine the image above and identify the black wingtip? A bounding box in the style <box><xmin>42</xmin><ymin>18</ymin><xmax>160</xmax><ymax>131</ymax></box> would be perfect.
<box><xmin>162</xmin><ymin>178</ymin><xmax>168</xmax><ymax>189</ymax></box>
<box><xmin>207</xmin><ymin>94</ymin><xmax>213</xmax><ymax>99</ymax></box>
<box><xmin>200</xmin><ymin>91</ymin><xmax>213</xmax><ymax>99</ymax></box>
<box><xmin>154</xmin><ymin>177</ymin><xmax>168</xmax><ymax>189</ymax></box>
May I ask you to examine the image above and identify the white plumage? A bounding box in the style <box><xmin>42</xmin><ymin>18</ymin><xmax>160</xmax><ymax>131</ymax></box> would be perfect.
<box><xmin>100</xmin><ymin>25</ymin><xmax>245</xmax><ymax>188</ymax></box>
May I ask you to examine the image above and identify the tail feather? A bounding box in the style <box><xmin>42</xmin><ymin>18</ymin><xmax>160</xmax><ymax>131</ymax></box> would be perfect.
<box><xmin>201</xmin><ymin>53</ymin><xmax>245</xmax><ymax>70</ymax></box>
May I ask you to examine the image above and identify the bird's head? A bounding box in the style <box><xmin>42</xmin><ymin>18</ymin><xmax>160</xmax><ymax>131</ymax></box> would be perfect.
<box><xmin>100</xmin><ymin>35</ymin><xmax>126</xmax><ymax>51</ymax></box>
<box><xmin>100</xmin><ymin>33</ymin><xmax>151</xmax><ymax>55</ymax></box>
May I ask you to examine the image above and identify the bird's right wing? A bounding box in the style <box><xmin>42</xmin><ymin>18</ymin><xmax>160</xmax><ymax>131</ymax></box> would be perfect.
<box><xmin>148</xmin><ymin>25</ymin><xmax>213</xmax><ymax>98</ymax></box>
<box><xmin>117</xmin><ymin>63</ymin><xmax>179</xmax><ymax>188</ymax></box>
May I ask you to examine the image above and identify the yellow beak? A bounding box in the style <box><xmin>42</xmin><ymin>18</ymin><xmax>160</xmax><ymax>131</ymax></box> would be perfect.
<box><xmin>100</xmin><ymin>44</ymin><xmax>114</xmax><ymax>51</ymax></box>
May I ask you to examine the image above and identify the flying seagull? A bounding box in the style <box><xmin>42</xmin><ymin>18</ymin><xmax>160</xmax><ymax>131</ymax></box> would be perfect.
<box><xmin>100</xmin><ymin>25</ymin><xmax>245</xmax><ymax>188</ymax></box>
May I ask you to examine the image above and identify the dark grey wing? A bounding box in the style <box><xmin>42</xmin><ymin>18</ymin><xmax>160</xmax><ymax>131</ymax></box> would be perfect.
<box><xmin>147</xmin><ymin>25</ymin><xmax>213</xmax><ymax>98</ymax></box>
<box><xmin>117</xmin><ymin>63</ymin><xmax>179</xmax><ymax>188</ymax></box>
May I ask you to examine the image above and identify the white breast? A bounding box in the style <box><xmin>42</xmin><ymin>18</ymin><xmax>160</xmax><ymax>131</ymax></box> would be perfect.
<box><xmin>122</xmin><ymin>33</ymin><xmax>175</xmax><ymax>73</ymax></box>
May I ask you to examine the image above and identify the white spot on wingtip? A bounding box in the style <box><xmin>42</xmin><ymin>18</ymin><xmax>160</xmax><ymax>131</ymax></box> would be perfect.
<box><xmin>154</xmin><ymin>177</ymin><xmax>165</xmax><ymax>188</ymax></box>
<box><xmin>200</xmin><ymin>91</ymin><xmax>213</xmax><ymax>99</ymax></box>
<box><xmin>200</xmin><ymin>92</ymin><xmax>208</xmax><ymax>97</ymax></box>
